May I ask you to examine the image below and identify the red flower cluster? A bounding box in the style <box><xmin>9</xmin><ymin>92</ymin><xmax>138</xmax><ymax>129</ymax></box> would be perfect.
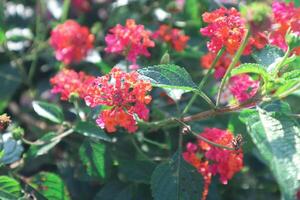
<box><xmin>183</xmin><ymin>128</ymin><xmax>243</xmax><ymax>200</ymax></box>
<box><xmin>153</xmin><ymin>25</ymin><xmax>190</xmax><ymax>52</ymax></box>
<box><xmin>50</xmin><ymin>20</ymin><xmax>94</xmax><ymax>65</ymax></box>
<box><xmin>200</xmin><ymin>7</ymin><xmax>267</xmax><ymax>55</ymax></box>
<box><xmin>72</xmin><ymin>0</ymin><xmax>91</xmax><ymax>12</ymax></box>
<box><xmin>270</xmin><ymin>2</ymin><xmax>300</xmax><ymax>53</ymax></box>
<box><xmin>229</xmin><ymin>74</ymin><xmax>259</xmax><ymax>103</ymax></box>
<box><xmin>50</xmin><ymin>69</ymin><xmax>95</xmax><ymax>101</ymax></box>
<box><xmin>200</xmin><ymin>52</ymin><xmax>235</xmax><ymax>79</ymax></box>
<box><xmin>200</xmin><ymin>7</ymin><xmax>247</xmax><ymax>54</ymax></box>
<box><xmin>84</xmin><ymin>67</ymin><xmax>152</xmax><ymax>133</ymax></box>
<box><xmin>105</xmin><ymin>19</ymin><xmax>155</xmax><ymax>64</ymax></box>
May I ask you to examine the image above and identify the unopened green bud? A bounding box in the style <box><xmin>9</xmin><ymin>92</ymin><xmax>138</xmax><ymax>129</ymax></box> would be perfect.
<box><xmin>12</xmin><ymin>127</ymin><xmax>24</xmax><ymax>140</ymax></box>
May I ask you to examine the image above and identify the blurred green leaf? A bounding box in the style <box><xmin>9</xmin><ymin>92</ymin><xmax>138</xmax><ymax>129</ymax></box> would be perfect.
<box><xmin>252</xmin><ymin>45</ymin><xmax>284</xmax><ymax>71</ymax></box>
<box><xmin>118</xmin><ymin>160</ymin><xmax>156</xmax><ymax>184</ymax></box>
<box><xmin>75</xmin><ymin>121</ymin><xmax>112</xmax><ymax>142</ymax></box>
<box><xmin>240</xmin><ymin>101</ymin><xmax>300</xmax><ymax>200</ymax></box>
<box><xmin>138</xmin><ymin>64</ymin><xmax>197</xmax><ymax>91</ymax></box>
<box><xmin>0</xmin><ymin>64</ymin><xmax>22</xmax><ymax>112</ymax></box>
<box><xmin>0</xmin><ymin>28</ymin><xmax>5</xmax><ymax>45</ymax></box>
<box><xmin>26</xmin><ymin>132</ymin><xmax>60</xmax><ymax>158</ymax></box>
<box><xmin>32</xmin><ymin>101</ymin><xmax>64</xmax><ymax>124</ymax></box>
<box><xmin>0</xmin><ymin>176</ymin><xmax>22</xmax><ymax>199</ymax></box>
<box><xmin>79</xmin><ymin>140</ymin><xmax>111</xmax><ymax>179</ymax></box>
<box><xmin>286</xmin><ymin>32</ymin><xmax>300</xmax><ymax>50</ymax></box>
<box><xmin>94</xmin><ymin>181</ymin><xmax>134</xmax><ymax>200</ymax></box>
<box><xmin>231</xmin><ymin>63</ymin><xmax>270</xmax><ymax>83</ymax></box>
<box><xmin>151</xmin><ymin>152</ymin><xmax>203</xmax><ymax>200</ymax></box>
<box><xmin>282</xmin><ymin>70</ymin><xmax>300</xmax><ymax>81</ymax></box>
<box><xmin>30</xmin><ymin>172</ymin><xmax>70</xmax><ymax>200</ymax></box>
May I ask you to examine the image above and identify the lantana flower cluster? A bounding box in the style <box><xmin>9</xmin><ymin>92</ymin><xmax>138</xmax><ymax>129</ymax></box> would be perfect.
<box><xmin>50</xmin><ymin>69</ymin><xmax>96</xmax><ymax>101</ymax></box>
<box><xmin>105</xmin><ymin>19</ymin><xmax>155</xmax><ymax>65</ymax></box>
<box><xmin>183</xmin><ymin>128</ymin><xmax>243</xmax><ymax>200</ymax></box>
<box><xmin>153</xmin><ymin>24</ymin><xmax>190</xmax><ymax>52</ymax></box>
<box><xmin>200</xmin><ymin>7</ymin><xmax>248</xmax><ymax>55</ymax></box>
<box><xmin>84</xmin><ymin>67</ymin><xmax>152</xmax><ymax>133</ymax></box>
<box><xmin>270</xmin><ymin>2</ymin><xmax>300</xmax><ymax>54</ymax></box>
<box><xmin>50</xmin><ymin>20</ymin><xmax>95</xmax><ymax>65</ymax></box>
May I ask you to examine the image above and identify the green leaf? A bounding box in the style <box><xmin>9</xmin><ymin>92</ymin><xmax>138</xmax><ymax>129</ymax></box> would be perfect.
<box><xmin>118</xmin><ymin>160</ymin><xmax>156</xmax><ymax>184</ymax></box>
<box><xmin>0</xmin><ymin>28</ymin><xmax>5</xmax><ymax>45</ymax></box>
<box><xmin>26</xmin><ymin>132</ymin><xmax>60</xmax><ymax>158</ymax></box>
<box><xmin>231</xmin><ymin>63</ymin><xmax>270</xmax><ymax>83</ymax></box>
<box><xmin>286</xmin><ymin>32</ymin><xmax>300</xmax><ymax>50</ymax></box>
<box><xmin>30</xmin><ymin>172</ymin><xmax>70</xmax><ymax>200</ymax></box>
<box><xmin>240</xmin><ymin>101</ymin><xmax>300</xmax><ymax>200</ymax></box>
<box><xmin>151</xmin><ymin>152</ymin><xmax>203</xmax><ymax>200</ymax></box>
<box><xmin>282</xmin><ymin>70</ymin><xmax>300</xmax><ymax>81</ymax></box>
<box><xmin>273</xmin><ymin>70</ymin><xmax>300</xmax><ymax>96</ymax></box>
<box><xmin>138</xmin><ymin>64</ymin><xmax>197</xmax><ymax>91</ymax></box>
<box><xmin>94</xmin><ymin>181</ymin><xmax>134</xmax><ymax>200</ymax></box>
<box><xmin>79</xmin><ymin>140</ymin><xmax>111</xmax><ymax>179</ymax></box>
<box><xmin>252</xmin><ymin>45</ymin><xmax>284</xmax><ymax>71</ymax></box>
<box><xmin>0</xmin><ymin>63</ymin><xmax>22</xmax><ymax>112</ymax></box>
<box><xmin>32</xmin><ymin>101</ymin><xmax>64</xmax><ymax>124</ymax></box>
<box><xmin>0</xmin><ymin>176</ymin><xmax>22</xmax><ymax>199</ymax></box>
<box><xmin>75</xmin><ymin>121</ymin><xmax>112</xmax><ymax>142</ymax></box>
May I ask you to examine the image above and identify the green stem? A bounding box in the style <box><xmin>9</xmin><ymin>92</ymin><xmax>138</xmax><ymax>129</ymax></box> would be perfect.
<box><xmin>28</xmin><ymin>1</ymin><xmax>46</xmax><ymax>84</ymax></box>
<box><xmin>182</xmin><ymin>47</ymin><xmax>225</xmax><ymax>115</ymax></box>
<box><xmin>131</xmin><ymin>137</ymin><xmax>154</xmax><ymax>162</ymax></box>
<box><xmin>73</xmin><ymin>99</ymin><xmax>81</xmax><ymax>119</ymax></box>
<box><xmin>274</xmin><ymin>46</ymin><xmax>291</xmax><ymax>77</ymax></box>
<box><xmin>216</xmin><ymin>29</ymin><xmax>250</xmax><ymax>106</ymax></box>
<box><xmin>61</xmin><ymin>0</ymin><xmax>71</xmax><ymax>22</ymax></box>
<box><xmin>193</xmin><ymin>90</ymin><xmax>215</xmax><ymax>109</ymax></box>
<box><xmin>141</xmin><ymin>137</ymin><xmax>169</xmax><ymax>150</ymax></box>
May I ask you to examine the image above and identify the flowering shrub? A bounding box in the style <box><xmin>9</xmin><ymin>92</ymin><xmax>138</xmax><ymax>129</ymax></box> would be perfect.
<box><xmin>1</xmin><ymin>1</ymin><xmax>300</xmax><ymax>200</ymax></box>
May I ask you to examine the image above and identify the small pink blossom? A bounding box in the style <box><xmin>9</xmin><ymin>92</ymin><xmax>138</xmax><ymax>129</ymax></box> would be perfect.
<box><xmin>229</xmin><ymin>74</ymin><xmax>259</xmax><ymax>103</ymax></box>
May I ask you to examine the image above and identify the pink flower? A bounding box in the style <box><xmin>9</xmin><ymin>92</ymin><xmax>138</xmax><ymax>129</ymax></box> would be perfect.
<box><xmin>50</xmin><ymin>69</ymin><xmax>95</xmax><ymax>101</ymax></box>
<box><xmin>229</xmin><ymin>74</ymin><xmax>259</xmax><ymax>103</ymax></box>
<box><xmin>105</xmin><ymin>19</ymin><xmax>155</xmax><ymax>63</ymax></box>
<box><xmin>50</xmin><ymin>20</ymin><xmax>94</xmax><ymax>64</ymax></box>
<box><xmin>269</xmin><ymin>2</ymin><xmax>300</xmax><ymax>53</ymax></box>
<box><xmin>84</xmin><ymin>67</ymin><xmax>152</xmax><ymax>133</ymax></box>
